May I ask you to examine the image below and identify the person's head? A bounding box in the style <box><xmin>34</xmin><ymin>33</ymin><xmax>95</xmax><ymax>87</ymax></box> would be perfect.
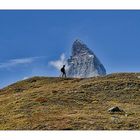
<box><xmin>63</xmin><ymin>65</ymin><xmax>65</xmax><ymax>68</ymax></box>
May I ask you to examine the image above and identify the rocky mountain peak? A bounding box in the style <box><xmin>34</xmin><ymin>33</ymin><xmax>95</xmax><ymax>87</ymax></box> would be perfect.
<box><xmin>72</xmin><ymin>39</ymin><xmax>93</xmax><ymax>56</ymax></box>
<box><xmin>67</xmin><ymin>39</ymin><xmax>106</xmax><ymax>78</ymax></box>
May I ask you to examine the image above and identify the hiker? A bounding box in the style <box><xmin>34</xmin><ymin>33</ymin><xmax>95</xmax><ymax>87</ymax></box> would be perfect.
<box><xmin>60</xmin><ymin>65</ymin><xmax>66</xmax><ymax>78</ymax></box>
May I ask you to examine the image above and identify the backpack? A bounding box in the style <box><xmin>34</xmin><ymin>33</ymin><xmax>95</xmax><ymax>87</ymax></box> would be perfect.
<box><xmin>61</xmin><ymin>67</ymin><xmax>65</xmax><ymax>73</ymax></box>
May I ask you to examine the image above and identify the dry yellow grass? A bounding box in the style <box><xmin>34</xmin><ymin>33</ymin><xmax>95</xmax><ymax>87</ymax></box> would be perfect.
<box><xmin>0</xmin><ymin>73</ymin><xmax>140</xmax><ymax>130</ymax></box>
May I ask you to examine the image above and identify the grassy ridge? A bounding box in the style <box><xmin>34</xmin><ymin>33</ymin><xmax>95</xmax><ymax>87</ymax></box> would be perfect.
<box><xmin>0</xmin><ymin>73</ymin><xmax>140</xmax><ymax>130</ymax></box>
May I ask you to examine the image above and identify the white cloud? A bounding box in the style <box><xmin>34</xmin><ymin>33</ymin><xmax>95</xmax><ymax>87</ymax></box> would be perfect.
<box><xmin>49</xmin><ymin>53</ymin><xmax>69</xmax><ymax>70</ymax></box>
<box><xmin>0</xmin><ymin>57</ymin><xmax>41</xmax><ymax>69</ymax></box>
<box><xmin>22</xmin><ymin>77</ymin><xmax>29</xmax><ymax>80</ymax></box>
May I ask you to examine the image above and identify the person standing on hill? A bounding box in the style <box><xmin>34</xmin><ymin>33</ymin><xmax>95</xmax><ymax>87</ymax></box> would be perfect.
<box><xmin>60</xmin><ymin>65</ymin><xmax>66</xmax><ymax>78</ymax></box>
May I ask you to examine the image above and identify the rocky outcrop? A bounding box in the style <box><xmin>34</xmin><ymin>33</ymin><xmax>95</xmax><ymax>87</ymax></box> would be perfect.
<box><xmin>108</xmin><ymin>106</ymin><xmax>125</xmax><ymax>113</ymax></box>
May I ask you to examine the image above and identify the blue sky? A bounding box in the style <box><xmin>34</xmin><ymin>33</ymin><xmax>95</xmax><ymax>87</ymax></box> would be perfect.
<box><xmin>0</xmin><ymin>10</ymin><xmax>140</xmax><ymax>88</ymax></box>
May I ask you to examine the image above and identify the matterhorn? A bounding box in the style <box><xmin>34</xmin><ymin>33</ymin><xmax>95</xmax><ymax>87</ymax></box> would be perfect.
<box><xmin>67</xmin><ymin>39</ymin><xmax>106</xmax><ymax>78</ymax></box>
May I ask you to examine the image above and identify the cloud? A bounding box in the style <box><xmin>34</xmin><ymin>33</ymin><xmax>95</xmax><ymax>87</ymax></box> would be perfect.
<box><xmin>23</xmin><ymin>77</ymin><xmax>29</xmax><ymax>80</ymax></box>
<box><xmin>49</xmin><ymin>53</ymin><xmax>69</xmax><ymax>70</ymax></box>
<box><xmin>0</xmin><ymin>57</ymin><xmax>42</xmax><ymax>69</ymax></box>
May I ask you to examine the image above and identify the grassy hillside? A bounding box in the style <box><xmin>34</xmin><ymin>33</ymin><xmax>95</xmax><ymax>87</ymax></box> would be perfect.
<box><xmin>0</xmin><ymin>73</ymin><xmax>140</xmax><ymax>130</ymax></box>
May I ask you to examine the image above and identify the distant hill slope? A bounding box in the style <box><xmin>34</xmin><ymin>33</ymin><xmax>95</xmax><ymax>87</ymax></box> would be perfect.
<box><xmin>0</xmin><ymin>73</ymin><xmax>140</xmax><ymax>130</ymax></box>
